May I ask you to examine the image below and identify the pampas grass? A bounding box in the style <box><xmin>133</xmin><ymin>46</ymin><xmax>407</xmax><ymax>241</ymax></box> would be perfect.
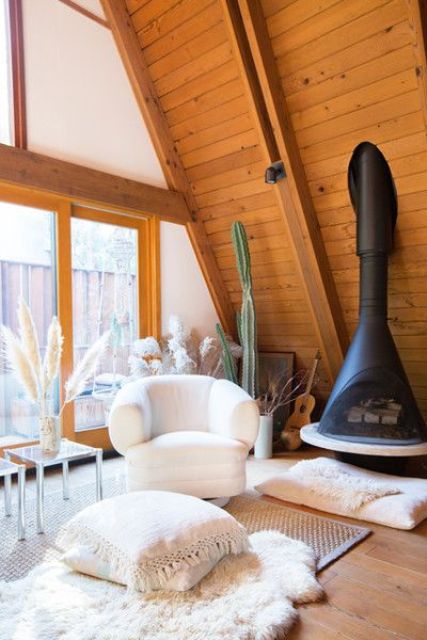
<box><xmin>0</xmin><ymin>298</ymin><xmax>110</xmax><ymax>421</ymax></box>
<box><xmin>17</xmin><ymin>298</ymin><xmax>42</xmax><ymax>382</ymax></box>
<box><xmin>64</xmin><ymin>332</ymin><xmax>110</xmax><ymax>406</ymax></box>
<box><xmin>0</xmin><ymin>325</ymin><xmax>39</xmax><ymax>404</ymax></box>
<box><xmin>43</xmin><ymin>317</ymin><xmax>63</xmax><ymax>389</ymax></box>
<box><xmin>42</xmin><ymin>317</ymin><xmax>64</xmax><ymax>414</ymax></box>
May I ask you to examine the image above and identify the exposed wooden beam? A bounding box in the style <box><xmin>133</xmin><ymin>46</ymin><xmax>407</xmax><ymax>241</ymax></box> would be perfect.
<box><xmin>58</xmin><ymin>0</ymin><xmax>110</xmax><ymax>29</ymax></box>
<box><xmin>407</xmin><ymin>0</ymin><xmax>427</xmax><ymax>136</ymax></box>
<box><xmin>221</xmin><ymin>0</ymin><xmax>348</xmax><ymax>382</ymax></box>
<box><xmin>0</xmin><ymin>143</ymin><xmax>189</xmax><ymax>223</ymax></box>
<box><xmin>100</xmin><ymin>0</ymin><xmax>236</xmax><ymax>334</ymax></box>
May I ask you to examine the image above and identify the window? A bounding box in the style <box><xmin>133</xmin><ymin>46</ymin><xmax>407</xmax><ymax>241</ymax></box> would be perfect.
<box><xmin>0</xmin><ymin>188</ymin><xmax>159</xmax><ymax>451</ymax></box>
<box><xmin>71</xmin><ymin>216</ymin><xmax>138</xmax><ymax>431</ymax></box>
<box><xmin>0</xmin><ymin>201</ymin><xmax>57</xmax><ymax>442</ymax></box>
<box><xmin>0</xmin><ymin>1</ymin><xmax>13</xmax><ymax>145</ymax></box>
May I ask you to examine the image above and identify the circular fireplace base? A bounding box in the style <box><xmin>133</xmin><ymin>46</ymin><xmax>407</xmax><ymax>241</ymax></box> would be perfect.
<box><xmin>300</xmin><ymin>423</ymin><xmax>427</xmax><ymax>457</ymax></box>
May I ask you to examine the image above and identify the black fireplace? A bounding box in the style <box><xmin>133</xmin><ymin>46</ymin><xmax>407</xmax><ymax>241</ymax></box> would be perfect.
<box><xmin>318</xmin><ymin>142</ymin><xmax>427</xmax><ymax>447</ymax></box>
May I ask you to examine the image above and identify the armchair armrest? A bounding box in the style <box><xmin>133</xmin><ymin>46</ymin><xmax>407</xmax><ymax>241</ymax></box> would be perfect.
<box><xmin>208</xmin><ymin>379</ymin><xmax>259</xmax><ymax>450</ymax></box>
<box><xmin>108</xmin><ymin>381</ymin><xmax>152</xmax><ymax>455</ymax></box>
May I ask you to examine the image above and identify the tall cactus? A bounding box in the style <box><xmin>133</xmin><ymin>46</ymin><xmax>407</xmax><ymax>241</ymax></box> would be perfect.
<box><xmin>232</xmin><ymin>221</ymin><xmax>258</xmax><ymax>398</ymax></box>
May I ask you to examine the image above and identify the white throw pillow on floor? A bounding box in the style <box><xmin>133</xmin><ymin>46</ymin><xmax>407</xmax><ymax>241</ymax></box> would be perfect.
<box><xmin>255</xmin><ymin>457</ymin><xmax>427</xmax><ymax>530</ymax></box>
<box><xmin>57</xmin><ymin>491</ymin><xmax>248</xmax><ymax>592</ymax></box>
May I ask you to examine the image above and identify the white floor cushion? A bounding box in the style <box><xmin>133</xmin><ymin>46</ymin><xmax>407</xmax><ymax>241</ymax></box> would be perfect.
<box><xmin>57</xmin><ymin>491</ymin><xmax>248</xmax><ymax>592</ymax></box>
<box><xmin>255</xmin><ymin>457</ymin><xmax>427</xmax><ymax>530</ymax></box>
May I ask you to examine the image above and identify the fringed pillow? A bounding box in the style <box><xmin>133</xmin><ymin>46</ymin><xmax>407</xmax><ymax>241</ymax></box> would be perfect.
<box><xmin>57</xmin><ymin>491</ymin><xmax>248</xmax><ymax>592</ymax></box>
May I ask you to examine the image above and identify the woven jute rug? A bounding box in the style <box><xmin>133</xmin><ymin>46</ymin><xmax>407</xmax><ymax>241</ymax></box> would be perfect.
<box><xmin>0</xmin><ymin>475</ymin><xmax>370</xmax><ymax>581</ymax></box>
<box><xmin>227</xmin><ymin>495</ymin><xmax>370</xmax><ymax>570</ymax></box>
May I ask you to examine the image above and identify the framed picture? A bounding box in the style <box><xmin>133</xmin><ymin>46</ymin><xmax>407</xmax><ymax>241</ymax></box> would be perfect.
<box><xmin>258</xmin><ymin>352</ymin><xmax>295</xmax><ymax>441</ymax></box>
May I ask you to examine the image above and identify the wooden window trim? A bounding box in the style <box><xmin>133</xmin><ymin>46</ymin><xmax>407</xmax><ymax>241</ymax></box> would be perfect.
<box><xmin>58</xmin><ymin>0</ymin><xmax>110</xmax><ymax>30</ymax></box>
<box><xmin>8</xmin><ymin>0</ymin><xmax>26</xmax><ymax>149</ymax></box>
<box><xmin>0</xmin><ymin>184</ymin><xmax>160</xmax><ymax>451</ymax></box>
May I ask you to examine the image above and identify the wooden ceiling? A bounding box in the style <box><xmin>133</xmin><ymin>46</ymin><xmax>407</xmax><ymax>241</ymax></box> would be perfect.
<box><xmin>102</xmin><ymin>0</ymin><xmax>427</xmax><ymax>415</ymax></box>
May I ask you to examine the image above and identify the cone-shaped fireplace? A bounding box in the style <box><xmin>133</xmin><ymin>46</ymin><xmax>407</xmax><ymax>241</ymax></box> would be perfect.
<box><xmin>317</xmin><ymin>142</ymin><xmax>427</xmax><ymax>447</ymax></box>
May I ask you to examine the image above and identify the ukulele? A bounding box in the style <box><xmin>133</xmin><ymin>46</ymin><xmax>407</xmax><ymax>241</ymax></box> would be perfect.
<box><xmin>281</xmin><ymin>351</ymin><xmax>321</xmax><ymax>451</ymax></box>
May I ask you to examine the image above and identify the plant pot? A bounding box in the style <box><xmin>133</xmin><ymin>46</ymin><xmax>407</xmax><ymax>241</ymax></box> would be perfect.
<box><xmin>254</xmin><ymin>414</ymin><xmax>273</xmax><ymax>459</ymax></box>
<box><xmin>39</xmin><ymin>415</ymin><xmax>62</xmax><ymax>453</ymax></box>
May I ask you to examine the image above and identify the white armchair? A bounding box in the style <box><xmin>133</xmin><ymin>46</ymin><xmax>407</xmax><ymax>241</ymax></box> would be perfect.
<box><xmin>108</xmin><ymin>375</ymin><xmax>259</xmax><ymax>499</ymax></box>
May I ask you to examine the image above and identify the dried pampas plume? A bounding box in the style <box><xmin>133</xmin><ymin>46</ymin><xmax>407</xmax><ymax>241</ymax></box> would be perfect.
<box><xmin>64</xmin><ymin>331</ymin><xmax>110</xmax><ymax>406</ymax></box>
<box><xmin>43</xmin><ymin>316</ymin><xmax>63</xmax><ymax>395</ymax></box>
<box><xmin>1</xmin><ymin>325</ymin><xmax>39</xmax><ymax>404</ymax></box>
<box><xmin>17</xmin><ymin>297</ymin><xmax>42</xmax><ymax>383</ymax></box>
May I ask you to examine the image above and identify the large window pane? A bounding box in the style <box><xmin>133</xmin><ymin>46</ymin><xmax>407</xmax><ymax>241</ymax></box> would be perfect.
<box><xmin>71</xmin><ymin>218</ymin><xmax>138</xmax><ymax>431</ymax></box>
<box><xmin>0</xmin><ymin>1</ymin><xmax>13</xmax><ymax>145</ymax></box>
<box><xmin>0</xmin><ymin>203</ymin><xmax>57</xmax><ymax>443</ymax></box>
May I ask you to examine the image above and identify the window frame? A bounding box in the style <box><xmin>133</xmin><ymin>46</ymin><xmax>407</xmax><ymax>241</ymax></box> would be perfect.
<box><xmin>8</xmin><ymin>0</ymin><xmax>26</xmax><ymax>148</ymax></box>
<box><xmin>0</xmin><ymin>183</ymin><xmax>160</xmax><ymax>452</ymax></box>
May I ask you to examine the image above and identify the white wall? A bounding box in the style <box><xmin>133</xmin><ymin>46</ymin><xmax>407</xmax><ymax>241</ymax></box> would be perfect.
<box><xmin>21</xmin><ymin>0</ymin><xmax>218</xmax><ymax>337</ymax></box>
<box><xmin>161</xmin><ymin>223</ymin><xmax>219</xmax><ymax>338</ymax></box>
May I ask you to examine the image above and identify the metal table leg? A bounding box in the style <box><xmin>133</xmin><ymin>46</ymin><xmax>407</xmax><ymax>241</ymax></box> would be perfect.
<box><xmin>4</xmin><ymin>472</ymin><xmax>12</xmax><ymax>517</ymax></box>
<box><xmin>3</xmin><ymin>451</ymin><xmax>11</xmax><ymax>516</ymax></box>
<box><xmin>17</xmin><ymin>465</ymin><xmax>26</xmax><ymax>540</ymax></box>
<box><xmin>36</xmin><ymin>463</ymin><xmax>45</xmax><ymax>534</ymax></box>
<box><xmin>62</xmin><ymin>460</ymin><xmax>70</xmax><ymax>500</ymax></box>
<box><xmin>95</xmin><ymin>449</ymin><xmax>103</xmax><ymax>501</ymax></box>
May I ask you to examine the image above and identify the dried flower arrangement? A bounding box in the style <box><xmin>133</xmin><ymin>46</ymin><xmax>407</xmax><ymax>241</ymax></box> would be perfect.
<box><xmin>128</xmin><ymin>315</ymin><xmax>239</xmax><ymax>380</ymax></box>
<box><xmin>0</xmin><ymin>298</ymin><xmax>110</xmax><ymax>450</ymax></box>
<box><xmin>256</xmin><ymin>369</ymin><xmax>311</xmax><ymax>417</ymax></box>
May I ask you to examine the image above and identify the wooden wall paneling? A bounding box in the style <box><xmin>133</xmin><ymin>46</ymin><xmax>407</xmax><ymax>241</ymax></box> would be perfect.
<box><xmin>274</xmin><ymin>0</ymin><xmax>406</xmax><ymax>73</ymax></box>
<box><xmin>406</xmin><ymin>0</ymin><xmax>427</xmax><ymax>134</ymax></box>
<box><xmin>142</xmin><ymin>1</ymin><xmax>222</xmax><ymax>67</ymax></box>
<box><xmin>221</xmin><ymin>0</ymin><xmax>348</xmax><ymax>384</ymax></box>
<box><xmin>0</xmin><ymin>143</ymin><xmax>189</xmax><ymax>223</ymax></box>
<box><xmin>280</xmin><ymin>19</ymin><xmax>413</xmax><ymax>97</ymax></box>
<box><xmin>101</xmin><ymin>0</ymin><xmax>236</xmax><ymax>334</ymax></box>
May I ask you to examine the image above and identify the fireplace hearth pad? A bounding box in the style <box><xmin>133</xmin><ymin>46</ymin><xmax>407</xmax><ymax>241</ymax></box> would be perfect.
<box><xmin>301</xmin><ymin>423</ymin><xmax>427</xmax><ymax>457</ymax></box>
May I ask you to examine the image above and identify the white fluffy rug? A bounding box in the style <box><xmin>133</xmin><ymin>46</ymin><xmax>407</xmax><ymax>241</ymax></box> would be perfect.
<box><xmin>0</xmin><ymin>531</ymin><xmax>323</xmax><ymax>640</ymax></box>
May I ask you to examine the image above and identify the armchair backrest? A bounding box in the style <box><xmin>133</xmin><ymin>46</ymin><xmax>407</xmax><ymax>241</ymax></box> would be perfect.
<box><xmin>143</xmin><ymin>375</ymin><xmax>215</xmax><ymax>436</ymax></box>
<box><xmin>109</xmin><ymin>375</ymin><xmax>259</xmax><ymax>455</ymax></box>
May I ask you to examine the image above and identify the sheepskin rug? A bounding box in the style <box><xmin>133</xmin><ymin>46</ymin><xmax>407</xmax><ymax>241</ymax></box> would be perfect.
<box><xmin>0</xmin><ymin>531</ymin><xmax>323</xmax><ymax>640</ymax></box>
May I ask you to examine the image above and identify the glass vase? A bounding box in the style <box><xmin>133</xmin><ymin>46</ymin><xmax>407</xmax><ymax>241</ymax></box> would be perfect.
<box><xmin>39</xmin><ymin>415</ymin><xmax>62</xmax><ymax>453</ymax></box>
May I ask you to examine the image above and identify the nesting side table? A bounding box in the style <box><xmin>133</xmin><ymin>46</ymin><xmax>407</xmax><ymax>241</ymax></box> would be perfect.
<box><xmin>0</xmin><ymin>458</ymin><xmax>26</xmax><ymax>540</ymax></box>
<box><xmin>5</xmin><ymin>439</ymin><xmax>103</xmax><ymax>534</ymax></box>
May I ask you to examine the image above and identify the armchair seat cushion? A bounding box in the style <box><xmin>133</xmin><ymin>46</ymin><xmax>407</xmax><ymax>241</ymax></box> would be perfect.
<box><xmin>126</xmin><ymin>431</ymin><xmax>248</xmax><ymax>497</ymax></box>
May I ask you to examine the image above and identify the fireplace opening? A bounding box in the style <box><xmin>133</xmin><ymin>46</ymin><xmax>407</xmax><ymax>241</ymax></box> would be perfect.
<box><xmin>319</xmin><ymin>367</ymin><xmax>424</xmax><ymax>445</ymax></box>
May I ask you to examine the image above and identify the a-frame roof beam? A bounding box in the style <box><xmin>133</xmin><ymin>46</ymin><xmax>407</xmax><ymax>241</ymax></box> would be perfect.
<box><xmin>221</xmin><ymin>0</ymin><xmax>348</xmax><ymax>382</ymax></box>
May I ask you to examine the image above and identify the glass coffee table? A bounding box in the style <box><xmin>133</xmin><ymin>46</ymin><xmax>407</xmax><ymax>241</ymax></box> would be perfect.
<box><xmin>5</xmin><ymin>439</ymin><xmax>103</xmax><ymax>534</ymax></box>
<box><xmin>0</xmin><ymin>458</ymin><xmax>26</xmax><ymax>540</ymax></box>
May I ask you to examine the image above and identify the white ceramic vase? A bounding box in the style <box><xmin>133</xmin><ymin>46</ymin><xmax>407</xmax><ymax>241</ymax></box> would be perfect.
<box><xmin>39</xmin><ymin>415</ymin><xmax>61</xmax><ymax>453</ymax></box>
<box><xmin>254</xmin><ymin>414</ymin><xmax>273</xmax><ymax>459</ymax></box>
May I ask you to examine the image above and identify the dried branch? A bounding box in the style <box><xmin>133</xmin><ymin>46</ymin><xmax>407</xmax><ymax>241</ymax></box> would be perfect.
<box><xmin>257</xmin><ymin>369</ymin><xmax>313</xmax><ymax>416</ymax></box>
